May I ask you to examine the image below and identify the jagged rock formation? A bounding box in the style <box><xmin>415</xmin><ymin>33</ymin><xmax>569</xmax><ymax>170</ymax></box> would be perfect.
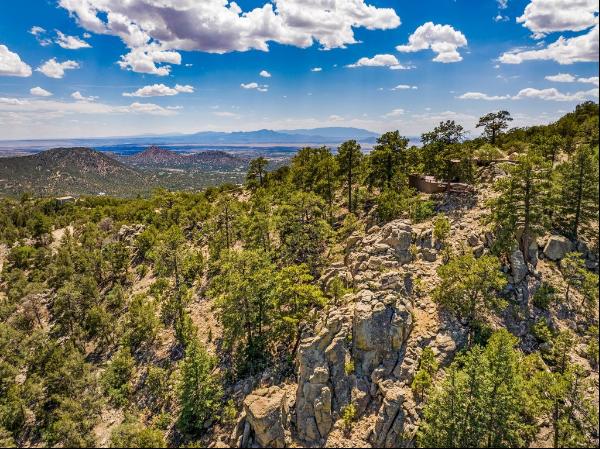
<box><xmin>295</xmin><ymin>221</ymin><xmax>421</xmax><ymax>447</ymax></box>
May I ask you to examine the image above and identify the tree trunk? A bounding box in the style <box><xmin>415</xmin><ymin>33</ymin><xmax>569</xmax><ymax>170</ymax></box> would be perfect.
<box><xmin>574</xmin><ymin>154</ymin><xmax>584</xmax><ymax>239</ymax></box>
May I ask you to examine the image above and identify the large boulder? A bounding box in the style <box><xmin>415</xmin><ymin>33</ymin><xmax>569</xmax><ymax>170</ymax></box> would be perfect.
<box><xmin>243</xmin><ymin>386</ymin><xmax>289</xmax><ymax>448</ymax></box>
<box><xmin>543</xmin><ymin>236</ymin><xmax>572</xmax><ymax>261</ymax></box>
<box><xmin>371</xmin><ymin>382</ymin><xmax>406</xmax><ymax>448</ymax></box>
<box><xmin>510</xmin><ymin>249</ymin><xmax>528</xmax><ymax>284</ymax></box>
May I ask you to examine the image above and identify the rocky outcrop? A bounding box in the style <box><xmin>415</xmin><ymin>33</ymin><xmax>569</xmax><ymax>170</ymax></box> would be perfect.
<box><xmin>235</xmin><ymin>386</ymin><xmax>290</xmax><ymax>448</ymax></box>
<box><xmin>295</xmin><ymin>221</ymin><xmax>417</xmax><ymax>446</ymax></box>
<box><xmin>295</xmin><ymin>307</ymin><xmax>353</xmax><ymax>443</ymax></box>
<box><xmin>543</xmin><ymin>235</ymin><xmax>572</xmax><ymax>261</ymax></box>
<box><xmin>510</xmin><ymin>249</ymin><xmax>528</xmax><ymax>284</ymax></box>
<box><xmin>353</xmin><ymin>290</ymin><xmax>413</xmax><ymax>377</ymax></box>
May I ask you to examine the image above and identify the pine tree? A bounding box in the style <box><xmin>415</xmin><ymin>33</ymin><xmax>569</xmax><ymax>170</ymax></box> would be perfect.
<box><xmin>556</xmin><ymin>144</ymin><xmax>599</xmax><ymax>239</ymax></box>
<box><xmin>433</xmin><ymin>253</ymin><xmax>507</xmax><ymax>345</ymax></box>
<box><xmin>487</xmin><ymin>152</ymin><xmax>552</xmax><ymax>260</ymax></box>
<box><xmin>418</xmin><ymin>330</ymin><xmax>535</xmax><ymax>448</ymax></box>
<box><xmin>336</xmin><ymin>140</ymin><xmax>364</xmax><ymax>213</ymax></box>
<box><xmin>365</xmin><ymin>131</ymin><xmax>409</xmax><ymax>191</ymax></box>
<box><xmin>178</xmin><ymin>339</ymin><xmax>222</xmax><ymax>435</ymax></box>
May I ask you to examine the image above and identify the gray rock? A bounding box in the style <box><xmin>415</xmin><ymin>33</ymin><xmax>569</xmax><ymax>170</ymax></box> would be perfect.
<box><xmin>467</xmin><ymin>233</ymin><xmax>480</xmax><ymax>247</ymax></box>
<box><xmin>543</xmin><ymin>235</ymin><xmax>572</xmax><ymax>261</ymax></box>
<box><xmin>510</xmin><ymin>249</ymin><xmax>528</xmax><ymax>284</ymax></box>
<box><xmin>421</xmin><ymin>248</ymin><xmax>437</xmax><ymax>262</ymax></box>
<box><xmin>243</xmin><ymin>386</ymin><xmax>289</xmax><ymax>448</ymax></box>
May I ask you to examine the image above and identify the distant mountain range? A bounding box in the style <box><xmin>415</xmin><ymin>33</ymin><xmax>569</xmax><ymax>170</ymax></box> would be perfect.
<box><xmin>0</xmin><ymin>127</ymin><xmax>382</xmax><ymax>155</ymax></box>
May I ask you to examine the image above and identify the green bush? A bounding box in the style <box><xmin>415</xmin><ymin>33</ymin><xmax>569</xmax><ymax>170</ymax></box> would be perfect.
<box><xmin>411</xmin><ymin>199</ymin><xmax>436</xmax><ymax>223</ymax></box>
<box><xmin>102</xmin><ymin>347</ymin><xmax>135</xmax><ymax>407</ymax></box>
<box><xmin>532</xmin><ymin>282</ymin><xmax>556</xmax><ymax>310</ymax></box>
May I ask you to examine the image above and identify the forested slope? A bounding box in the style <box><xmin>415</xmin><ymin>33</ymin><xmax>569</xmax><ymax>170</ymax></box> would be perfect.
<box><xmin>0</xmin><ymin>102</ymin><xmax>598</xmax><ymax>448</ymax></box>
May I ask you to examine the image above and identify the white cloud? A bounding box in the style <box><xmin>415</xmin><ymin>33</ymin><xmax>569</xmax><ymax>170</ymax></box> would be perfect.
<box><xmin>458</xmin><ymin>87</ymin><xmax>598</xmax><ymax>101</ymax></box>
<box><xmin>30</xmin><ymin>87</ymin><xmax>53</xmax><ymax>97</ymax></box>
<box><xmin>241</xmin><ymin>82</ymin><xmax>268</xmax><ymax>92</ymax></box>
<box><xmin>29</xmin><ymin>26</ymin><xmax>53</xmax><ymax>46</ymax></box>
<box><xmin>499</xmin><ymin>24</ymin><xmax>598</xmax><ymax>64</ymax></box>
<box><xmin>392</xmin><ymin>84</ymin><xmax>418</xmax><ymax>90</ymax></box>
<box><xmin>71</xmin><ymin>91</ymin><xmax>98</xmax><ymax>102</ymax></box>
<box><xmin>457</xmin><ymin>92</ymin><xmax>511</xmax><ymax>100</ymax></box>
<box><xmin>513</xmin><ymin>87</ymin><xmax>598</xmax><ymax>101</ymax></box>
<box><xmin>214</xmin><ymin>111</ymin><xmax>241</xmax><ymax>118</ymax></box>
<box><xmin>545</xmin><ymin>73</ymin><xmax>599</xmax><ymax>86</ymax></box>
<box><xmin>117</xmin><ymin>45</ymin><xmax>181</xmax><ymax>76</ymax></box>
<box><xmin>328</xmin><ymin>114</ymin><xmax>344</xmax><ymax>121</ymax></box>
<box><xmin>123</xmin><ymin>83</ymin><xmax>194</xmax><ymax>97</ymax></box>
<box><xmin>36</xmin><ymin>58</ymin><xmax>80</xmax><ymax>78</ymax></box>
<box><xmin>545</xmin><ymin>73</ymin><xmax>576</xmax><ymax>82</ymax></box>
<box><xmin>311</xmin><ymin>67</ymin><xmax>323</xmax><ymax>72</ymax></box>
<box><xmin>346</xmin><ymin>54</ymin><xmax>412</xmax><ymax>70</ymax></box>
<box><xmin>59</xmin><ymin>0</ymin><xmax>401</xmax><ymax>75</ymax></box>
<box><xmin>578</xmin><ymin>76</ymin><xmax>599</xmax><ymax>86</ymax></box>
<box><xmin>55</xmin><ymin>30</ymin><xmax>92</xmax><ymax>49</ymax></box>
<box><xmin>126</xmin><ymin>102</ymin><xmax>177</xmax><ymax>115</ymax></box>
<box><xmin>396</xmin><ymin>22</ymin><xmax>468</xmax><ymax>63</ymax></box>
<box><xmin>517</xmin><ymin>0</ymin><xmax>598</xmax><ymax>37</ymax></box>
<box><xmin>29</xmin><ymin>26</ymin><xmax>46</xmax><ymax>36</ymax></box>
<box><xmin>0</xmin><ymin>96</ymin><xmax>178</xmax><ymax>117</ymax></box>
<box><xmin>383</xmin><ymin>108</ymin><xmax>406</xmax><ymax>118</ymax></box>
<box><xmin>0</xmin><ymin>45</ymin><xmax>32</xmax><ymax>77</ymax></box>
<box><xmin>260</xmin><ymin>70</ymin><xmax>272</xmax><ymax>78</ymax></box>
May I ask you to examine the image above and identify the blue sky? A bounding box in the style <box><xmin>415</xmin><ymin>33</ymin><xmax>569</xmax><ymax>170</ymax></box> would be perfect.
<box><xmin>0</xmin><ymin>0</ymin><xmax>598</xmax><ymax>140</ymax></box>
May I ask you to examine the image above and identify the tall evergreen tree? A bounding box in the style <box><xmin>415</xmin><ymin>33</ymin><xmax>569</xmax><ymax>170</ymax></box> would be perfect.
<box><xmin>487</xmin><ymin>153</ymin><xmax>553</xmax><ymax>260</ymax></box>
<box><xmin>556</xmin><ymin>144</ymin><xmax>599</xmax><ymax>239</ymax></box>
<box><xmin>336</xmin><ymin>140</ymin><xmax>363</xmax><ymax>213</ymax></box>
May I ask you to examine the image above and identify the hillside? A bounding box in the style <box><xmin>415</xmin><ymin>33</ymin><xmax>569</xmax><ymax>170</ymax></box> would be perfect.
<box><xmin>123</xmin><ymin>146</ymin><xmax>247</xmax><ymax>171</ymax></box>
<box><xmin>0</xmin><ymin>147</ymin><xmax>153</xmax><ymax>197</ymax></box>
<box><xmin>0</xmin><ymin>104</ymin><xmax>598</xmax><ymax>449</ymax></box>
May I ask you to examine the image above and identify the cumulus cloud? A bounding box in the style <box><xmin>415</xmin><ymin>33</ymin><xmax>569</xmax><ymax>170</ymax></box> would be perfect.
<box><xmin>123</xmin><ymin>83</ymin><xmax>195</xmax><ymax>97</ymax></box>
<box><xmin>578</xmin><ymin>76</ymin><xmax>599</xmax><ymax>86</ymax></box>
<box><xmin>545</xmin><ymin>73</ymin><xmax>599</xmax><ymax>86</ymax></box>
<box><xmin>30</xmin><ymin>87</ymin><xmax>53</xmax><ymax>97</ymax></box>
<box><xmin>517</xmin><ymin>0</ymin><xmax>598</xmax><ymax>37</ymax></box>
<box><xmin>499</xmin><ymin>24</ymin><xmax>598</xmax><ymax>64</ymax></box>
<box><xmin>457</xmin><ymin>92</ymin><xmax>511</xmax><ymax>100</ymax></box>
<box><xmin>260</xmin><ymin>70</ymin><xmax>272</xmax><ymax>78</ymax></box>
<box><xmin>71</xmin><ymin>91</ymin><xmax>98</xmax><ymax>101</ymax></box>
<box><xmin>117</xmin><ymin>45</ymin><xmax>181</xmax><ymax>76</ymax></box>
<box><xmin>545</xmin><ymin>73</ymin><xmax>576</xmax><ymax>82</ymax></box>
<box><xmin>58</xmin><ymin>0</ymin><xmax>401</xmax><ymax>75</ymax></box>
<box><xmin>346</xmin><ymin>54</ymin><xmax>412</xmax><ymax>70</ymax></box>
<box><xmin>0</xmin><ymin>45</ymin><xmax>32</xmax><ymax>77</ymax></box>
<box><xmin>36</xmin><ymin>58</ymin><xmax>80</xmax><ymax>78</ymax></box>
<box><xmin>0</xmin><ymin>96</ymin><xmax>178</xmax><ymax>118</ymax></box>
<box><xmin>241</xmin><ymin>82</ymin><xmax>268</xmax><ymax>92</ymax></box>
<box><xmin>513</xmin><ymin>87</ymin><xmax>598</xmax><ymax>101</ymax></box>
<box><xmin>311</xmin><ymin>67</ymin><xmax>323</xmax><ymax>72</ymax></box>
<box><xmin>458</xmin><ymin>87</ymin><xmax>598</xmax><ymax>101</ymax></box>
<box><xmin>383</xmin><ymin>108</ymin><xmax>406</xmax><ymax>119</ymax></box>
<box><xmin>55</xmin><ymin>30</ymin><xmax>92</xmax><ymax>49</ymax></box>
<box><xmin>396</xmin><ymin>22</ymin><xmax>468</xmax><ymax>63</ymax></box>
